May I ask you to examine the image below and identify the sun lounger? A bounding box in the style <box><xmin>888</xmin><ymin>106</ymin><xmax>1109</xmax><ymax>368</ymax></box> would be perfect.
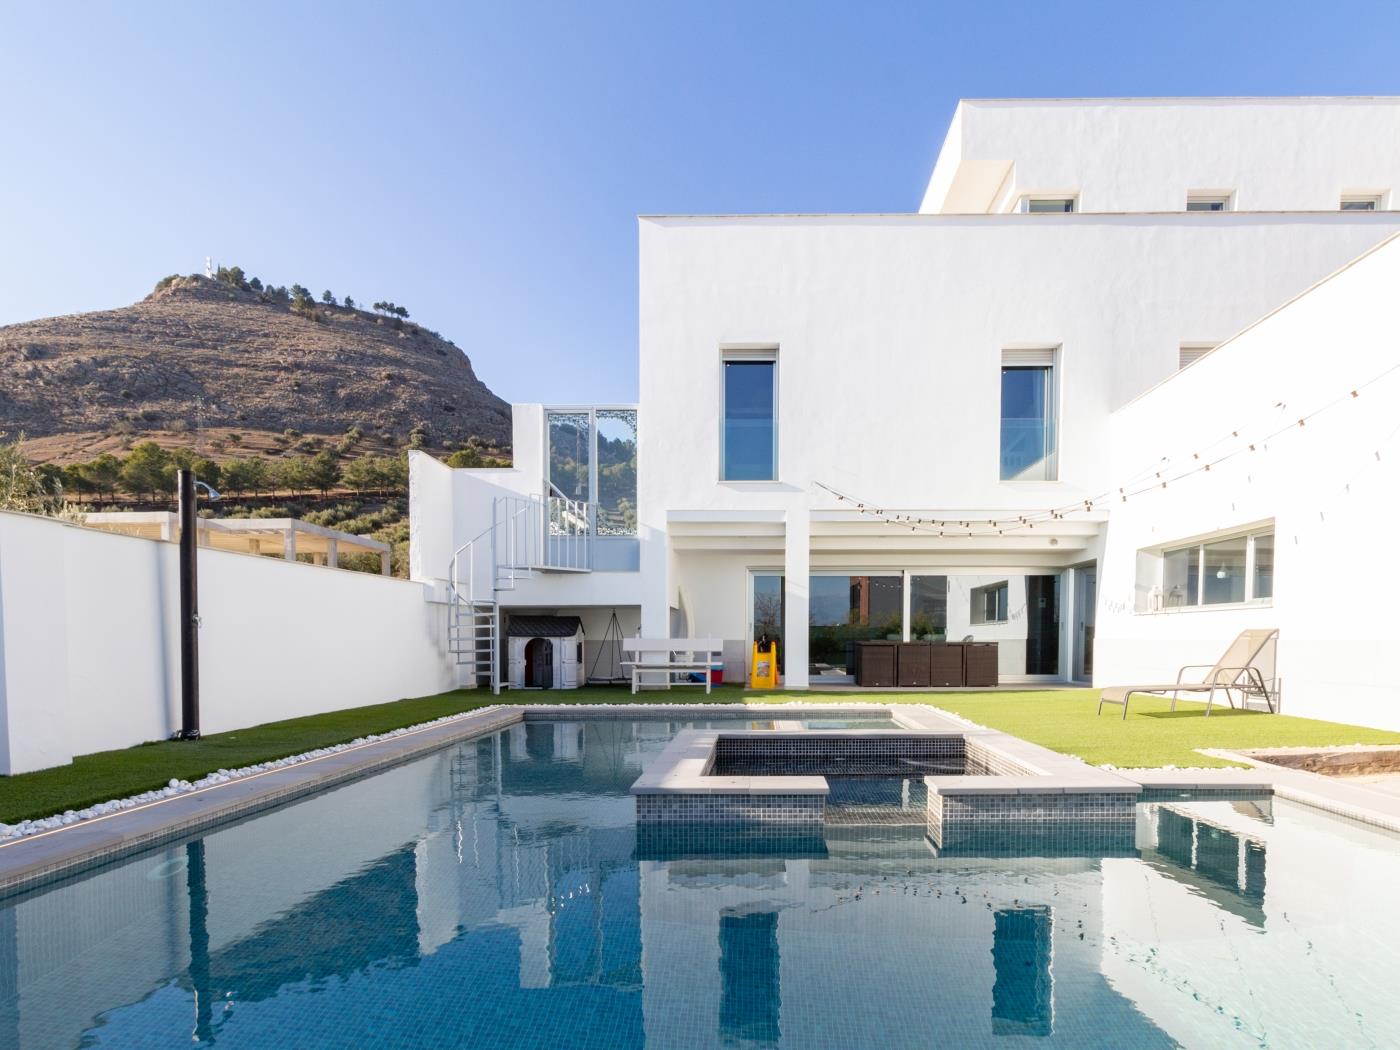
<box><xmin>1097</xmin><ymin>628</ymin><xmax>1278</xmax><ymax>719</ymax></box>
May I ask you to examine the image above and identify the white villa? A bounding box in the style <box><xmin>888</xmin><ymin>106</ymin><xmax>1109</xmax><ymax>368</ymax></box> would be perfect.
<box><xmin>5</xmin><ymin>95</ymin><xmax>1400</xmax><ymax>778</ymax></box>
<box><xmin>410</xmin><ymin>97</ymin><xmax>1400</xmax><ymax>729</ymax></box>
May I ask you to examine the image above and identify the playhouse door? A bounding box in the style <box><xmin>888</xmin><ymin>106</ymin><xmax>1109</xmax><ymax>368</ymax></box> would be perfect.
<box><xmin>526</xmin><ymin>638</ymin><xmax>554</xmax><ymax>689</ymax></box>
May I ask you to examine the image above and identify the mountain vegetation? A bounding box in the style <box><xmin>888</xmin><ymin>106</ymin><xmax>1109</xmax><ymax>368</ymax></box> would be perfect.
<box><xmin>0</xmin><ymin>268</ymin><xmax>511</xmax><ymax>464</ymax></box>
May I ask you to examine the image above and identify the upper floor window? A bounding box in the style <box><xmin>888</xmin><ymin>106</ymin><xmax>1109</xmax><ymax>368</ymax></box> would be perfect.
<box><xmin>1000</xmin><ymin>348</ymin><xmax>1058</xmax><ymax>481</ymax></box>
<box><xmin>1158</xmin><ymin>527</ymin><xmax>1273</xmax><ymax>609</ymax></box>
<box><xmin>547</xmin><ymin>407</ymin><xmax>638</xmax><ymax>535</ymax></box>
<box><xmin>1341</xmin><ymin>194</ymin><xmax>1383</xmax><ymax>211</ymax></box>
<box><xmin>721</xmin><ymin>351</ymin><xmax>777</xmax><ymax>481</ymax></box>
<box><xmin>1187</xmin><ymin>194</ymin><xmax>1232</xmax><ymax>212</ymax></box>
<box><xmin>1021</xmin><ymin>196</ymin><xmax>1076</xmax><ymax>213</ymax></box>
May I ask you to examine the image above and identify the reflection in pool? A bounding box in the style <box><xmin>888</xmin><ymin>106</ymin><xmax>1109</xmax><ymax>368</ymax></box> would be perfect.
<box><xmin>1</xmin><ymin>718</ymin><xmax>1398</xmax><ymax>1048</ymax></box>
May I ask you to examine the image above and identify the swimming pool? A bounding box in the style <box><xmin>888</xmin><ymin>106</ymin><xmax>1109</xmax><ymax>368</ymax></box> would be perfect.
<box><xmin>2</xmin><ymin>717</ymin><xmax>1398</xmax><ymax>1048</ymax></box>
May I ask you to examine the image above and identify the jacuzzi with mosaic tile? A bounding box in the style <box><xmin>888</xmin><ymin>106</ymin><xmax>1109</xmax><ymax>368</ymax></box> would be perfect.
<box><xmin>630</xmin><ymin>711</ymin><xmax>1144</xmax><ymax>850</ymax></box>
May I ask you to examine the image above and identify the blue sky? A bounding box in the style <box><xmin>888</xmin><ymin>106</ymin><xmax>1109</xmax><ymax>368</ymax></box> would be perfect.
<box><xmin>3</xmin><ymin>1</ymin><xmax>1400</xmax><ymax>405</ymax></box>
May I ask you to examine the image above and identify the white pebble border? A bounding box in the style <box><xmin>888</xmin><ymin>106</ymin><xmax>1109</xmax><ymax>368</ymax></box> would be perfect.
<box><xmin>0</xmin><ymin>705</ymin><xmax>523</xmax><ymax>843</ymax></box>
<box><xmin>0</xmin><ymin>699</ymin><xmax>908</xmax><ymax>844</ymax></box>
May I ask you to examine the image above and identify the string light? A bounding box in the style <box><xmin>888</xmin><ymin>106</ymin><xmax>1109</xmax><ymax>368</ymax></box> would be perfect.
<box><xmin>809</xmin><ymin>357</ymin><xmax>1400</xmax><ymax>540</ymax></box>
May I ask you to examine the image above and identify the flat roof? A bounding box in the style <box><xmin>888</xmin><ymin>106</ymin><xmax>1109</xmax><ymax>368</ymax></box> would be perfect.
<box><xmin>956</xmin><ymin>95</ymin><xmax>1400</xmax><ymax>105</ymax></box>
<box><xmin>639</xmin><ymin>210</ymin><xmax>1400</xmax><ymax>223</ymax></box>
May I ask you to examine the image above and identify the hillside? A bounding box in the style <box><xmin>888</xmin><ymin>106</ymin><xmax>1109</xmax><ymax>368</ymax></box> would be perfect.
<box><xmin>0</xmin><ymin>274</ymin><xmax>511</xmax><ymax>462</ymax></box>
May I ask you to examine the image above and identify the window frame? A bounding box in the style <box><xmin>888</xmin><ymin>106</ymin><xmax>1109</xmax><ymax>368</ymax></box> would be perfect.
<box><xmin>1150</xmin><ymin>526</ymin><xmax>1275</xmax><ymax>612</ymax></box>
<box><xmin>970</xmin><ymin>580</ymin><xmax>1010</xmax><ymax>625</ymax></box>
<box><xmin>999</xmin><ymin>347</ymin><xmax>1060</xmax><ymax>482</ymax></box>
<box><xmin>543</xmin><ymin>404</ymin><xmax>639</xmax><ymax>536</ymax></box>
<box><xmin>1340</xmin><ymin>194</ymin><xmax>1384</xmax><ymax>211</ymax></box>
<box><xmin>719</xmin><ymin>347</ymin><xmax>779</xmax><ymax>483</ymax></box>
<box><xmin>1186</xmin><ymin>193</ymin><xmax>1233</xmax><ymax>213</ymax></box>
<box><xmin>1019</xmin><ymin>195</ymin><xmax>1077</xmax><ymax>214</ymax></box>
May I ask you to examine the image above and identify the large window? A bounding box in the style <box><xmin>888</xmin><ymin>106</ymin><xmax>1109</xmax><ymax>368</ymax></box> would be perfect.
<box><xmin>909</xmin><ymin>576</ymin><xmax>948</xmax><ymax>640</ymax></box>
<box><xmin>755</xmin><ymin>572</ymin><xmax>1061</xmax><ymax>679</ymax></box>
<box><xmin>1000</xmin><ymin>350</ymin><xmax>1058</xmax><ymax>481</ymax></box>
<box><xmin>546</xmin><ymin>407</ymin><xmax>638</xmax><ymax>535</ymax></box>
<box><xmin>1158</xmin><ymin>528</ymin><xmax>1274</xmax><ymax>609</ymax></box>
<box><xmin>809</xmin><ymin>575</ymin><xmax>903</xmax><ymax>678</ymax></box>
<box><xmin>722</xmin><ymin>354</ymin><xmax>777</xmax><ymax>481</ymax></box>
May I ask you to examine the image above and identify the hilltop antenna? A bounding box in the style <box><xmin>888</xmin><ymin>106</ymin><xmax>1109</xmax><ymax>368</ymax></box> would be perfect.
<box><xmin>204</xmin><ymin>257</ymin><xmax>213</xmax><ymax>279</ymax></box>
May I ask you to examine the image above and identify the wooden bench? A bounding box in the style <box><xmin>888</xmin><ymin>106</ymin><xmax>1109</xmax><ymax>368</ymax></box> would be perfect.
<box><xmin>622</xmin><ymin>638</ymin><xmax>724</xmax><ymax>694</ymax></box>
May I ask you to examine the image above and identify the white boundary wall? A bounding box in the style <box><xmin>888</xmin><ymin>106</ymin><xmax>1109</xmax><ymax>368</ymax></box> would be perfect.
<box><xmin>0</xmin><ymin>511</ymin><xmax>456</xmax><ymax>775</ymax></box>
<box><xmin>1094</xmin><ymin>233</ymin><xmax>1400</xmax><ymax>729</ymax></box>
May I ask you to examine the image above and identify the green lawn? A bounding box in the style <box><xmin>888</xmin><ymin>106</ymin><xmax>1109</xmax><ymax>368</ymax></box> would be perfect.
<box><xmin>5</xmin><ymin>685</ymin><xmax>1399</xmax><ymax>826</ymax></box>
<box><xmin>0</xmin><ymin>691</ymin><xmax>497</xmax><ymax>825</ymax></box>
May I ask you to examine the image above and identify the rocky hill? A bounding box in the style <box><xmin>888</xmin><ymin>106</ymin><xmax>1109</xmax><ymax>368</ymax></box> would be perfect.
<box><xmin>0</xmin><ymin>274</ymin><xmax>511</xmax><ymax>462</ymax></box>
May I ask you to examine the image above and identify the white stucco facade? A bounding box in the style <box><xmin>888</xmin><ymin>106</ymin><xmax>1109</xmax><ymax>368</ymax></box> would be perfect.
<box><xmin>408</xmin><ymin>96</ymin><xmax>1400</xmax><ymax>727</ymax></box>
<box><xmin>921</xmin><ymin>96</ymin><xmax>1400</xmax><ymax>214</ymax></box>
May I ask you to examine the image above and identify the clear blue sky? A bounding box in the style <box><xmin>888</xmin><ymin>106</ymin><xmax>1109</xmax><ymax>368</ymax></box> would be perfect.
<box><xmin>3</xmin><ymin>1</ymin><xmax>1399</xmax><ymax>405</ymax></box>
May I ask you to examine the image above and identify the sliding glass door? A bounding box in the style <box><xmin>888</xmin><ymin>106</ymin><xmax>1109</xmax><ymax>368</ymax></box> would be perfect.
<box><xmin>748</xmin><ymin>570</ymin><xmax>1062</xmax><ymax>682</ymax></box>
<box><xmin>751</xmin><ymin>574</ymin><xmax>785</xmax><ymax>674</ymax></box>
<box><xmin>809</xmin><ymin>575</ymin><xmax>903</xmax><ymax>679</ymax></box>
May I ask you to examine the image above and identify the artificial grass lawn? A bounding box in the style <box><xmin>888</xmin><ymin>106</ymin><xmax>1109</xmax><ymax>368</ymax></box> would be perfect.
<box><xmin>6</xmin><ymin>684</ymin><xmax>1400</xmax><ymax>826</ymax></box>
<box><xmin>530</xmin><ymin>685</ymin><xmax>1400</xmax><ymax>770</ymax></box>
<box><xmin>0</xmin><ymin>691</ymin><xmax>496</xmax><ymax>825</ymax></box>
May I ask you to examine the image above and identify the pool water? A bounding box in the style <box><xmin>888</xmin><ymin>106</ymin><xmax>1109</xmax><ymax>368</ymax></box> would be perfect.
<box><xmin>3</xmin><ymin>718</ymin><xmax>1399</xmax><ymax>1049</ymax></box>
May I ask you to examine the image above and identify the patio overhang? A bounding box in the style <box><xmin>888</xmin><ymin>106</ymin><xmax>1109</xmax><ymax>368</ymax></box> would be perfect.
<box><xmin>666</xmin><ymin>508</ymin><xmax>1104</xmax><ymax>566</ymax></box>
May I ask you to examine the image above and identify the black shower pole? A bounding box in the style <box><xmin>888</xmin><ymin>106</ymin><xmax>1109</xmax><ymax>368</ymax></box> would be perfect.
<box><xmin>178</xmin><ymin>468</ymin><xmax>201</xmax><ymax>740</ymax></box>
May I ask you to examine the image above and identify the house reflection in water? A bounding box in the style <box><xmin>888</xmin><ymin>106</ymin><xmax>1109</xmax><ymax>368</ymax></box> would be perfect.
<box><xmin>991</xmin><ymin>906</ymin><xmax>1053</xmax><ymax>1037</ymax></box>
<box><xmin>1142</xmin><ymin>802</ymin><xmax>1268</xmax><ymax>927</ymax></box>
<box><xmin>719</xmin><ymin>910</ymin><xmax>781</xmax><ymax>1046</ymax></box>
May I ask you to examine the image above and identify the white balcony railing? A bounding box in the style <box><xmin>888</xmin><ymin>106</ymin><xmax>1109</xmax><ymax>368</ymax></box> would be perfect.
<box><xmin>494</xmin><ymin>493</ymin><xmax>592</xmax><ymax>577</ymax></box>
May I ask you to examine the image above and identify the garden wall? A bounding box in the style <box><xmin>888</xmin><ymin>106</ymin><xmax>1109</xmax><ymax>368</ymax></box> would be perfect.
<box><xmin>0</xmin><ymin>510</ymin><xmax>456</xmax><ymax>775</ymax></box>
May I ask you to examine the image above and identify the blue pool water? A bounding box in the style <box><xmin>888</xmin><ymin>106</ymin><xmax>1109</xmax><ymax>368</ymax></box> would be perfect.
<box><xmin>3</xmin><ymin>717</ymin><xmax>1399</xmax><ymax>1049</ymax></box>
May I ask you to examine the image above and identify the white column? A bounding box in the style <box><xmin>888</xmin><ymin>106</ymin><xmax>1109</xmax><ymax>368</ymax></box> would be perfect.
<box><xmin>783</xmin><ymin>509</ymin><xmax>810</xmax><ymax>689</ymax></box>
<box><xmin>283</xmin><ymin>526</ymin><xmax>297</xmax><ymax>562</ymax></box>
<box><xmin>326</xmin><ymin>537</ymin><xmax>338</xmax><ymax>570</ymax></box>
<box><xmin>639</xmin><ymin>525</ymin><xmax>670</xmax><ymax>639</ymax></box>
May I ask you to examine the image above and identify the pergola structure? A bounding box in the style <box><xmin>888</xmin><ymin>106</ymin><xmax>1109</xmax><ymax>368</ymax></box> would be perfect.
<box><xmin>83</xmin><ymin>512</ymin><xmax>392</xmax><ymax>575</ymax></box>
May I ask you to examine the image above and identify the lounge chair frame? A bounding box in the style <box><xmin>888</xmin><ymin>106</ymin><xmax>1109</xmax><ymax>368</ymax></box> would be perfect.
<box><xmin>1097</xmin><ymin>629</ymin><xmax>1279</xmax><ymax>719</ymax></box>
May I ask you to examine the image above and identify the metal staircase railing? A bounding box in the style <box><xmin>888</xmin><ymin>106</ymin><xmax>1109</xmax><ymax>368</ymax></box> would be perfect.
<box><xmin>446</xmin><ymin>493</ymin><xmax>595</xmax><ymax>693</ymax></box>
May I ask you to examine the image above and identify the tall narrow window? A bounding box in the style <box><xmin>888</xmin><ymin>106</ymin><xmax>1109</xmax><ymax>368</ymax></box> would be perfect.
<box><xmin>722</xmin><ymin>353</ymin><xmax>777</xmax><ymax>481</ymax></box>
<box><xmin>1000</xmin><ymin>349</ymin><xmax>1057</xmax><ymax>481</ymax></box>
<box><xmin>595</xmin><ymin>409</ymin><xmax>637</xmax><ymax>535</ymax></box>
<box><xmin>547</xmin><ymin>411</ymin><xmax>591</xmax><ymax>503</ymax></box>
